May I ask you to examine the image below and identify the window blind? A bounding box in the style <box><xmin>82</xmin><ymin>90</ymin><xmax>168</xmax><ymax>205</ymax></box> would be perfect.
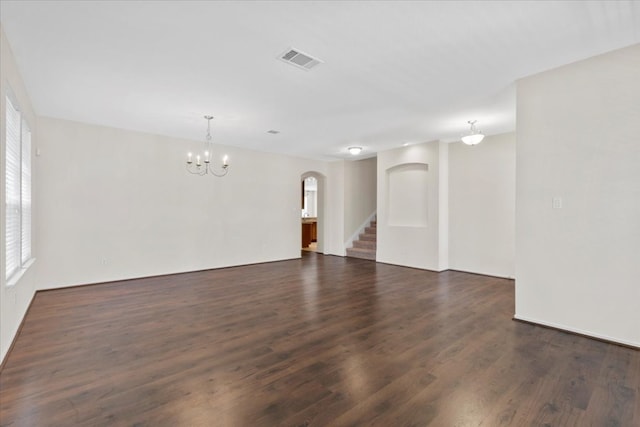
<box><xmin>5</xmin><ymin>96</ymin><xmax>21</xmax><ymax>279</ymax></box>
<box><xmin>21</xmin><ymin>121</ymin><xmax>32</xmax><ymax>264</ymax></box>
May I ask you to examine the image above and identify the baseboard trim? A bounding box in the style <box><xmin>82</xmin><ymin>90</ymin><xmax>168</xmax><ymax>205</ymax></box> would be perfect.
<box><xmin>37</xmin><ymin>256</ymin><xmax>303</xmax><ymax>293</ymax></box>
<box><xmin>447</xmin><ymin>269</ymin><xmax>514</xmax><ymax>281</ymax></box>
<box><xmin>373</xmin><ymin>260</ymin><xmax>442</xmax><ymax>273</ymax></box>
<box><xmin>372</xmin><ymin>262</ymin><xmax>515</xmax><ymax>280</ymax></box>
<box><xmin>0</xmin><ymin>292</ymin><xmax>37</xmax><ymax>372</ymax></box>
<box><xmin>513</xmin><ymin>315</ymin><xmax>639</xmax><ymax>350</ymax></box>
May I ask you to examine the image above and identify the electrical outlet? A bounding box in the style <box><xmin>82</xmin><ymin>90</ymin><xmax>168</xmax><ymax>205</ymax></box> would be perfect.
<box><xmin>552</xmin><ymin>197</ymin><xmax>563</xmax><ymax>209</ymax></box>
<box><xmin>101</xmin><ymin>258</ymin><xmax>108</xmax><ymax>265</ymax></box>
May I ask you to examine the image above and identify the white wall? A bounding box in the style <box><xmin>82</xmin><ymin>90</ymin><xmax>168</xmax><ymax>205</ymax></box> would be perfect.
<box><xmin>343</xmin><ymin>157</ymin><xmax>377</xmax><ymax>241</ymax></box>
<box><xmin>449</xmin><ymin>133</ymin><xmax>516</xmax><ymax>278</ymax></box>
<box><xmin>325</xmin><ymin>161</ymin><xmax>346</xmax><ymax>256</ymax></box>
<box><xmin>34</xmin><ymin>117</ymin><xmax>334</xmax><ymax>290</ymax></box>
<box><xmin>0</xmin><ymin>26</ymin><xmax>38</xmax><ymax>363</ymax></box>
<box><xmin>377</xmin><ymin>141</ymin><xmax>446</xmax><ymax>270</ymax></box>
<box><xmin>438</xmin><ymin>143</ymin><xmax>449</xmax><ymax>271</ymax></box>
<box><xmin>515</xmin><ymin>44</ymin><xmax>640</xmax><ymax>347</ymax></box>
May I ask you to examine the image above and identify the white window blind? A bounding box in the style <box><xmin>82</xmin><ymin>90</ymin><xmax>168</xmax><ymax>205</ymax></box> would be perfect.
<box><xmin>21</xmin><ymin>121</ymin><xmax>32</xmax><ymax>264</ymax></box>
<box><xmin>5</xmin><ymin>95</ymin><xmax>32</xmax><ymax>281</ymax></box>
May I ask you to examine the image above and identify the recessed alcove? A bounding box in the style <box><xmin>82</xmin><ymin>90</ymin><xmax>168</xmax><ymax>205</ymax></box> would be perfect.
<box><xmin>386</xmin><ymin>162</ymin><xmax>429</xmax><ymax>227</ymax></box>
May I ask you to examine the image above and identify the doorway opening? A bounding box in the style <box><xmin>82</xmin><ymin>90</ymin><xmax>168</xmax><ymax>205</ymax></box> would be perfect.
<box><xmin>301</xmin><ymin>172</ymin><xmax>325</xmax><ymax>254</ymax></box>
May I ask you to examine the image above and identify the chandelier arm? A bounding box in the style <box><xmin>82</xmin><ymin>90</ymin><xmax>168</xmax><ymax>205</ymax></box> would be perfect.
<box><xmin>209</xmin><ymin>166</ymin><xmax>229</xmax><ymax>177</ymax></box>
<box><xmin>186</xmin><ymin>163</ymin><xmax>206</xmax><ymax>176</ymax></box>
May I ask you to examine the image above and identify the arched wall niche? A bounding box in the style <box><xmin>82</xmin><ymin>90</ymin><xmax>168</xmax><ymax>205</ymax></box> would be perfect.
<box><xmin>385</xmin><ymin>162</ymin><xmax>429</xmax><ymax>227</ymax></box>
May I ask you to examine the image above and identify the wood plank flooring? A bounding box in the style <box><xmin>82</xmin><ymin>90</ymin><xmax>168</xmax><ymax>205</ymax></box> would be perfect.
<box><xmin>1</xmin><ymin>253</ymin><xmax>638</xmax><ymax>426</ymax></box>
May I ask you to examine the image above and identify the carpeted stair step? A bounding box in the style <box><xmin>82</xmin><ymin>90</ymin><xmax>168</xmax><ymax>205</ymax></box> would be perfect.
<box><xmin>346</xmin><ymin>247</ymin><xmax>376</xmax><ymax>261</ymax></box>
<box><xmin>359</xmin><ymin>233</ymin><xmax>376</xmax><ymax>242</ymax></box>
<box><xmin>353</xmin><ymin>239</ymin><xmax>376</xmax><ymax>250</ymax></box>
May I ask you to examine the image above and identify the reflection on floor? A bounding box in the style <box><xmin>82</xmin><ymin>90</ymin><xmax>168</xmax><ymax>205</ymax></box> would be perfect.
<box><xmin>302</xmin><ymin>242</ymin><xmax>317</xmax><ymax>252</ymax></box>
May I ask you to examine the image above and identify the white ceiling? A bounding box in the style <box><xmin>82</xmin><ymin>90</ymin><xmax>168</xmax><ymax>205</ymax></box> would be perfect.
<box><xmin>1</xmin><ymin>1</ymin><xmax>639</xmax><ymax>160</ymax></box>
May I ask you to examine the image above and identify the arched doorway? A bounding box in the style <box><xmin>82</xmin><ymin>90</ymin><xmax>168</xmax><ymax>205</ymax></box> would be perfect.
<box><xmin>301</xmin><ymin>172</ymin><xmax>325</xmax><ymax>254</ymax></box>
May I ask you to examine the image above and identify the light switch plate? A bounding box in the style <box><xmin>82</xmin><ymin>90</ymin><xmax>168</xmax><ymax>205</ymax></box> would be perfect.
<box><xmin>552</xmin><ymin>197</ymin><xmax>563</xmax><ymax>209</ymax></box>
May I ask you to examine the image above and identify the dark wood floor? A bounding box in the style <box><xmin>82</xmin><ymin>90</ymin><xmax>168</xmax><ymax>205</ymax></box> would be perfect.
<box><xmin>1</xmin><ymin>253</ymin><xmax>638</xmax><ymax>426</ymax></box>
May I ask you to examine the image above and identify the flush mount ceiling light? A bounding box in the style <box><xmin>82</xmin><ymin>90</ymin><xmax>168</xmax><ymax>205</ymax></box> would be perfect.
<box><xmin>461</xmin><ymin>120</ymin><xmax>485</xmax><ymax>145</ymax></box>
<box><xmin>348</xmin><ymin>146</ymin><xmax>362</xmax><ymax>155</ymax></box>
<box><xmin>185</xmin><ymin>116</ymin><xmax>229</xmax><ymax>177</ymax></box>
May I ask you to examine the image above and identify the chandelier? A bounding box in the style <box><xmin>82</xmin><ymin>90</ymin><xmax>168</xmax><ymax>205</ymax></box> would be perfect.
<box><xmin>461</xmin><ymin>120</ymin><xmax>485</xmax><ymax>145</ymax></box>
<box><xmin>186</xmin><ymin>115</ymin><xmax>229</xmax><ymax>177</ymax></box>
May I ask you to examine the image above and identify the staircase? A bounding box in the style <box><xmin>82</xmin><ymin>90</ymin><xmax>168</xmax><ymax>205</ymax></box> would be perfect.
<box><xmin>346</xmin><ymin>219</ymin><xmax>377</xmax><ymax>261</ymax></box>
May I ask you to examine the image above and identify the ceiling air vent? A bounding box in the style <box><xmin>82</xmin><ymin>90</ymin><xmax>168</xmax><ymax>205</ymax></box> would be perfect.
<box><xmin>278</xmin><ymin>48</ymin><xmax>323</xmax><ymax>71</ymax></box>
